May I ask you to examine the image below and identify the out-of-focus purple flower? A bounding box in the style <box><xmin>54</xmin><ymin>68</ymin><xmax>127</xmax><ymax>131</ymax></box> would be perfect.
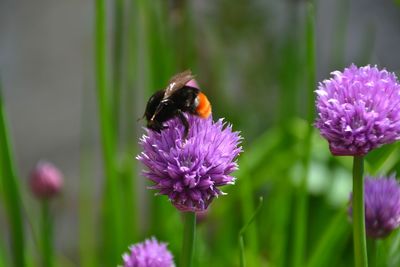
<box><xmin>315</xmin><ymin>64</ymin><xmax>400</xmax><ymax>156</ymax></box>
<box><xmin>185</xmin><ymin>79</ymin><xmax>200</xmax><ymax>89</ymax></box>
<box><xmin>137</xmin><ymin>114</ymin><xmax>242</xmax><ymax>212</ymax></box>
<box><xmin>122</xmin><ymin>237</ymin><xmax>174</xmax><ymax>267</ymax></box>
<box><xmin>29</xmin><ymin>161</ymin><xmax>63</xmax><ymax>199</ymax></box>
<box><xmin>348</xmin><ymin>176</ymin><xmax>400</xmax><ymax>238</ymax></box>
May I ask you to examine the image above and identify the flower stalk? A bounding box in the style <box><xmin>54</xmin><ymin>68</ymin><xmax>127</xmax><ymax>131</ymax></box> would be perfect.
<box><xmin>352</xmin><ymin>156</ymin><xmax>368</xmax><ymax>267</ymax></box>
<box><xmin>367</xmin><ymin>238</ymin><xmax>376</xmax><ymax>267</ymax></box>
<box><xmin>41</xmin><ymin>200</ymin><xmax>53</xmax><ymax>267</ymax></box>
<box><xmin>181</xmin><ymin>212</ymin><xmax>196</xmax><ymax>267</ymax></box>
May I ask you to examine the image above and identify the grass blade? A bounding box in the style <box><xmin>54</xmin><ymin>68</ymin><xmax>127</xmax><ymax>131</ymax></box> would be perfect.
<box><xmin>306</xmin><ymin>210</ymin><xmax>351</xmax><ymax>267</ymax></box>
<box><xmin>0</xmin><ymin>80</ymin><xmax>26</xmax><ymax>267</ymax></box>
<box><xmin>238</xmin><ymin>197</ymin><xmax>263</xmax><ymax>267</ymax></box>
<box><xmin>365</xmin><ymin>143</ymin><xmax>399</xmax><ymax>174</ymax></box>
<box><xmin>0</xmin><ymin>240</ymin><xmax>7</xmax><ymax>267</ymax></box>
<box><xmin>112</xmin><ymin>0</ymin><xmax>125</xmax><ymax>138</ymax></box>
<box><xmin>94</xmin><ymin>0</ymin><xmax>123</xmax><ymax>264</ymax></box>
<box><xmin>293</xmin><ymin>2</ymin><xmax>316</xmax><ymax>266</ymax></box>
<box><xmin>78</xmin><ymin>78</ymin><xmax>98</xmax><ymax>267</ymax></box>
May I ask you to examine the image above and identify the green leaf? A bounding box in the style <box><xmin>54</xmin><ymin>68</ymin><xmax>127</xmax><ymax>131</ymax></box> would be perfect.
<box><xmin>238</xmin><ymin>197</ymin><xmax>263</xmax><ymax>267</ymax></box>
<box><xmin>306</xmin><ymin>210</ymin><xmax>351</xmax><ymax>267</ymax></box>
<box><xmin>239</xmin><ymin>127</ymin><xmax>283</xmax><ymax>172</ymax></box>
<box><xmin>365</xmin><ymin>143</ymin><xmax>399</xmax><ymax>174</ymax></box>
<box><xmin>388</xmin><ymin>229</ymin><xmax>400</xmax><ymax>266</ymax></box>
<box><xmin>94</xmin><ymin>0</ymin><xmax>124</xmax><ymax>264</ymax></box>
<box><xmin>0</xmin><ymin>80</ymin><xmax>26</xmax><ymax>267</ymax></box>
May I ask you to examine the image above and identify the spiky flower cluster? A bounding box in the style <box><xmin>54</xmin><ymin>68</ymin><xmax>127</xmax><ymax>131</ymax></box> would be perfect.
<box><xmin>348</xmin><ymin>176</ymin><xmax>400</xmax><ymax>238</ymax></box>
<box><xmin>122</xmin><ymin>237</ymin><xmax>174</xmax><ymax>267</ymax></box>
<box><xmin>137</xmin><ymin>114</ymin><xmax>242</xmax><ymax>212</ymax></box>
<box><xmin>315</xmin><ymin>64</ymin><xmax>400</xmax><ymax>156</ymax></box>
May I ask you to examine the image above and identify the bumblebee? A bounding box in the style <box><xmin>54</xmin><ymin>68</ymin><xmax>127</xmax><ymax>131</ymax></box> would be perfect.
<box><xmin>144</xmin><ymin>70</ymin><xmax>211</xmax><ymax>137</ymax></box>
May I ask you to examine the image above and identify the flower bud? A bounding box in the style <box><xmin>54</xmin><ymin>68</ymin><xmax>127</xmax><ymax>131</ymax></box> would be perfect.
<box><xmin>29</xmin><ymin>161</ymin><xmax>63</xmax><ymax>199</ymax></box>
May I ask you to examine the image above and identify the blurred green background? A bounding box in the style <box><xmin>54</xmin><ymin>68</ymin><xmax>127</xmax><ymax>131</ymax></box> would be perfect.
<box><xmin>1</xmin><ymin>0</ymin><xmax>400</xmax><ymax>266</ymax></box>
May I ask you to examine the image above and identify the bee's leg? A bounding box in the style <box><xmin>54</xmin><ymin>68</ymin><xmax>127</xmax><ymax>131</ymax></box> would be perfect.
<box><xmin>177</xmin><ymin>110</ymin><xmax>190</xmax><ymax>139</ymax></box>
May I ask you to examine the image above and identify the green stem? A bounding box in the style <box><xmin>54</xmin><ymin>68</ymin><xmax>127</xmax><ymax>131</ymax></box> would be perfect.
<box><xmin>239</xmin><ymin>171</ymin><xmax>258</xmax><ymax>266</ymax></box>
<box><xmin>0</xmin><ymin>238</ymin><xmax>7</xmax><ymax>267</ymax></box>
<box><xmin>78</xmin><ymin>80</ymin><xmax>98</xmax><ymax>267</ymax></box>
<box><xmin>353</xmin><ymin>156</ymin><xmax>368</xmax><ymax>267</ymax></box>
<box><xmin>41</xmin><ymin>200</ymin><xmax>53</xmax><ymax>267</ymax></box>
<box><xmin>305</xmin><ymin>0</ymin><xmax>316</xmax><ymax>123</ymax></box>
<box><xmin>112</xmin><ymin>0</ymin><xmax>124</xmax><ymax>138</ymax></box>
<box><xmin>95</xmin><ymin>0</ymin><xmax>123</xmax><ymax>264</ymax></box>
<box><xmin>306</xmin><ymin>209</ymin><xmax>351</xmax><ymax>267</ymax></box>
<box><xmin>0</xmin><ymin>80</ymin><xmax>25</xmax><ymax>267</ymax></box>
<box><xmin>367</xmin><ymin>238</ymin><xmax>376</xmax><ymax>267</ymax></box>
<box><xmin>239</xmin><ymin>235</ymin><xmax>245</xmax><ymax>267</ymax></box>
<box><xmin>113</xmin><ymin>0</ymin><xmax>138</xmax><ymax>247</ymax></box>
<box><xmin>293</xmin><ymin>2</ymin><xmax>315</xmax><ymax>267</ymax></box>
<box><xmin>238</xmin><ymin>197</ymin><xmax>263</xmax><ymax>267</ymax></box>
<box><xmin>293</xmin><ymin>179</ymin><xmax>308</xmax><ymax>267</ymax></box>
<box><xmin>181</xmin><ymin>212</ymin><xmax>196</xmax><ymax>267</ymax></box>
<box><xmin>330</xmin><ymin>0</ymin><xmax>349</xmax><ymax>69</ymax></box>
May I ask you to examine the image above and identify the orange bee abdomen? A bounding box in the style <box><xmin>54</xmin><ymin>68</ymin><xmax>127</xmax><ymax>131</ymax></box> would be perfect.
<box><xmin>196</xmin><ymin>92</ymin><xmax>212</xmax><ymax>118</ymax></box>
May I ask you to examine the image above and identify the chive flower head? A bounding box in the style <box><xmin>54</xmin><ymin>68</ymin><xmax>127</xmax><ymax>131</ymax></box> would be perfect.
<box><xmin>315</xmin><ymin>64</ymin><xmax>400</xmax><ymax>156</ymax></box>
<box><xmin>137</xmin><ymin>114</ymin><xmax>242</xmax><ymax>212</ymax></box>
<box><xmin>122</xmin><ymin>237</ymin><xmax>174</xmax><ymax>267</ymax></box>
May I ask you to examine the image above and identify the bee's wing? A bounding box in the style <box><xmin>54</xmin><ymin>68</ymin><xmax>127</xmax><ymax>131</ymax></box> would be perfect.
<box><xmin>163</xmin><ymin>70</ymin><xmax>195</xmax><ymax>99</ymax></box>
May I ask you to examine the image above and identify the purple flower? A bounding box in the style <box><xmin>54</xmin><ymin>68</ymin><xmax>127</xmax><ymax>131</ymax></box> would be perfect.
<box><xmin>315</xmin><ymin>64</ymin><xmax>400</xmax><ymax>156</ymax></box>
<box><xmin>122</xmin><ymin>237</ymin><xmax>174</xmax><ymax>267</ymax></box>
<box><xmin>29</xmin><ymin>161</ymin><xmax>63</xmax><ymax>199</ymax></box>
<box><xmin>137</xmin><ymin>114</ymin><xmax>242</xmax><ymax>212</ymax></box>
<box><xmin>348</xmin><ymin>176</ymin><xmax>400</xmax><ymax>238</ymax></box>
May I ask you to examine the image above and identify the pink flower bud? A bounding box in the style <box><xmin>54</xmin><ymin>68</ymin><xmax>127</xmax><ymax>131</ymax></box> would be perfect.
<box><xmin>29</xmin><ymin>161</ymin><xmax>63</xmax><ymax>199</ymax></box>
